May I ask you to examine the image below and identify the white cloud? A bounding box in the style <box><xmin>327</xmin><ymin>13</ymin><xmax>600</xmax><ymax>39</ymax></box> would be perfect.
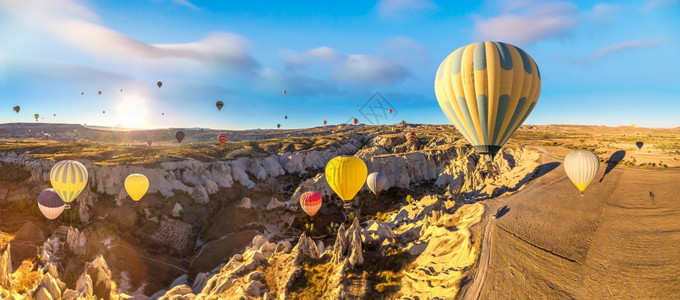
<box><xmin>573</xmin><ymin>38</ymin><xmax>666</xmax><ymax>64</ymax></box>
<box><xmin>379</xmin><ymin>36</ymin><xmax>429</xmax><ymax>66</ymax></box>
<box><xmin>0</xmin><ymin>0</ymin><xmax>255</xmax><ymax>70</ymax></box>
<box><xmin>376</xmin><ymin>0</ymin><xmax>437</xmax><ymax>19</ymax></box>
<box><xmin>585</xmin><ymin>3</ymin><xmax>621</xmax><ymax>24</ymax></box>
<box><xmin>642</xmin><ymin>0</ymin><xmax>679</xmax><ymax>13</ymax></box>
<box><xmin>282</xmin><ymin>47</ymin><xmax>408</xmax><ymax>87</ymax></box>
<box><xmin>332</xmin><ymin>54</ymin><xmax>408</xmax><ymax>86</ymax></box>
<box><xmin>473</xmin><ymin>0</ymin><xmax>579</xmax><ymax>46</ymax></box>
<box><xmin>174</xmin><ymin>0</ymin><xmax>198</xmax><ymax>10</ymax></box>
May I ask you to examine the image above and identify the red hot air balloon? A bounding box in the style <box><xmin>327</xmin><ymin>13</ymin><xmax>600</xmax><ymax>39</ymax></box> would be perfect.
<box><xmin>352</xmin><ymin>118</ymin><xmax>358</xmax><ymax>125</ymax></box>
<box><xmin>406</xmin><ymin>132</ymin><xmax>416</xmax><ymax>143</ymax></box>
<box><xmin>98</xmin><ymin>91</ymin><xmax>102</xmax><ymax>95</ymax></box>
<box><xmin>388</xmin><ymin>108</ymin><xmax>393</xmax><ymax>114</ymax></box>
<box><xmin>218</xmin><ymin>133</ymin><xmax>228</xmax><ymax>145</ymax></box>
<box><xmin>300</xmin><ymin>191</ymin><xmax>322</xmax><ymax>217</ymax></box>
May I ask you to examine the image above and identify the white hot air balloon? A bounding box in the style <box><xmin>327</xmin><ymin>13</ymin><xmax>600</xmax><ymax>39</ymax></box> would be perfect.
<box><xmin>366</xmin><ymin>172</ymin><xmax>388</xmax><ymax>196</ymax></box>
<box><xmin>564</xmin><ymin>150</ymin><xmax>600</xmax><ymax>196</ymax></box>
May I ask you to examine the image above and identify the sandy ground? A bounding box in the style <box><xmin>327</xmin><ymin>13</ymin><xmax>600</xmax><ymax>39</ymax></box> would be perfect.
<box><xmin>463</xmin><ymin>147</ymin><xmax>680</xmax><ymax>299</ymax></box>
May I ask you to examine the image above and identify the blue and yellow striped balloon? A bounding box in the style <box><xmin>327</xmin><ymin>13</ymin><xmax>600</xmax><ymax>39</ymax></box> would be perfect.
<box><xmin>434</xmin><ymin>41</ymin><xmax>541</xmax><ymax>160</ymax></box>
<box><xmin>49</xmin><ymin>160</ymin><xmax>88</xmax><ymax>208</ymax></box>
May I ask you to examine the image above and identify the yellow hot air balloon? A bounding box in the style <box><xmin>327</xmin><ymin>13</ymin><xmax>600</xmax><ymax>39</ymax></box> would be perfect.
<box><xmin>124</xmin><ymin>174</ymin><xmax>149</xmax><ymax>201</ymax></box>
<box><xmin>325</xmin><ymin>156</ymin><xmax>367</xmax><ymax>208</ymax></box>
<box><xmin>50</xmin><ymin>160</ymin><xmax>88</xmax><ymax>209</ymax></box>
<box><xmin>434</xmin><ymin>41</ymin><xmax>541</xmax><ymax>161</ymax></box>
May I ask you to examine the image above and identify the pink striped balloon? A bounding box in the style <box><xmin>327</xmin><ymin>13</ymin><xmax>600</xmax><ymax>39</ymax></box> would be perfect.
<box><xmin>300</xmin><ymin>191</ymin><xmax>322</xmax><ymax>217</ymax></box>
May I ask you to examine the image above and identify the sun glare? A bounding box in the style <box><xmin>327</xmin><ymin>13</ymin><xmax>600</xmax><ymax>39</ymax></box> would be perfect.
<box><xmin>115</xmin><ymin>94</ymin><xmax>148</xmax><ymax>128</ymax></box>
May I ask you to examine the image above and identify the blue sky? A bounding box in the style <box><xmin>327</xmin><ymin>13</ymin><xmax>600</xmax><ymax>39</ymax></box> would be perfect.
<box><xmin>0</xmin><ymin>0</ymin><xmax>678</xmax><ymax>129</ymax></box>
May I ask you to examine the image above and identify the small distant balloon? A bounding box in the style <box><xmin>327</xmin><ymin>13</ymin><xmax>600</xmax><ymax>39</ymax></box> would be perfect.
<box><xmin>81</xmin><ymin>92</ymin><xmax>84</xmax><ymax>95</ymax></box>
<box><xmin>285</xmin><ymin>116</ymin><xmax>288</xmax><ymax>120</ymax></box>
<box><xmin>282</xmin><ymin>90</ymin><xmax>287</xmax><ymax>95</ymax></box>
<box><xmin>218</xmin><ymin>133</ymin><xmax>228</xmax><ymax>145</ymax></box>
<box><xmin>13</xmin><ymin>106</ymin><xmax>20</xmax><ymax>113</ymax></box>
<box><xmin>216</xmin><ymin>101</ymin><xmax>224</xmax><ymax>111</ymax></box>
<box><xmin>147</xmin><ymin>140</ymin><xmax>152</xmax><ymax>146</ymax></box>
<box><xmin>352</xmin><ymin>118</ymin><xmax>358</xmax><ymax>125</ymax></box>
<box><xmin>34</xmin><ymin>114</ymin><xmax>39</xmax><ymax>121</ymax></box>
<box><xmin>120</xmin><ymin>89</ymin><xmax>123</xmax><ymax>92</ymax></box>
<box><xmin>162</xmin><ymin>112</ymin><xmax>165</xmax><ymax>116</ymax></box>
<box><xmin>175</xmin><ymin>130</ymin><xmax>185</xmax><ymax>143</ymax></box>
<box><xmin>331</xmin><ymin>130</ymin><xmax>336</xmax><ymax>134</ymax></box>
<box><xmin>388</xmin><ymin>108</ymin><xmax>393</xmax><ymax>114</ymax></box>
<box><xmin>277</xmin><ymin>124</ymin><xmax>281</xmax><ymax>129</ymax></box>
<box><xmin>102</xmin><ymin>110</ymin><xmax>106</xmax><ymax>114</ymax></box>
<box><xmin>157</xmin><ymin>81</ymin><xmax>163</xmax><ymax>88</ymax></box>
<box><xmin>98</xmin><ymin>91</ymin><xmax>102</xmax><ymax>95</ymax></box>
<box><xmin>53</xmin><ymin>114</ymin><xmax>56</xmax><ymax>117</ymax></box>
<box><xmin>323</xmin><ymin>120</ymin><xmax>327</xmax><ymax>125</ymax></box>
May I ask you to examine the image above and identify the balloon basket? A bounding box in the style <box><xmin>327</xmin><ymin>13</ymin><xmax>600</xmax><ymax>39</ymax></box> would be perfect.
<box><xmin>64</xmin><ymin>204</ymin><xmax>71</xmax><ymax>210</ymax></box>
<box><xmin>343</xmin><ymin>202</ymin><xmax>351</xmax><ymax>209</ymax></box>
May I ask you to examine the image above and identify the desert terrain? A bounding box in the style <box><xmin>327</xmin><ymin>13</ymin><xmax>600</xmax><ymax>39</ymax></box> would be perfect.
<box><xmin>0</xmin><ymin>122</ymin><xmax>678</xmax><ymax>299</ymax></box>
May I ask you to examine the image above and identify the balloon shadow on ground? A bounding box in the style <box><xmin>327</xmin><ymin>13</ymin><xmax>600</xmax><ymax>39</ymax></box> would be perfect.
<box><xmin>512</xmin><ymin>162</ymin><xmax>561</xmax><ymax>190</ymax></box>
<box><xmin>599</xmin><ymin>150</ymin><xmax>626</xmax><ymax>182</ymax></box>
<box><xmin>636</xmin><ymin>141</ymin><xmax>644</xmax><ymax>150</ymax></box>
<box><xmin>493</xmin><ymin>206</ymin><xmax>510</xmax><ymax>219</ymax></box>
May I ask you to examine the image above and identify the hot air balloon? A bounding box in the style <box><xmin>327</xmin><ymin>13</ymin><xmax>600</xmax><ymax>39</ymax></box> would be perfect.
<box><xmin>162</xmin><ymin>113</ymin><xmax>165</xmax><ymax>116</ymax></box>
<box><xmin>388</xmin><ymin>108</ymin><xmax>393</xmax><ymax>114</ymax></box>
<box><xmin>323</xmin><ymin>120</ymin><xmax>327</xmax><ymax>125</ymax></box>
<box><xmin>147</xmin><ymin>140</ymin><xmax>152</xmax><ymax>146</ymax></box>
<box><xmin>13</xmin><ymin>106</ymin><xmax>20</xmax><ymax>113</ymax></box>
<box><xmin>34</xmin><ymin>114</ymin><xmax>39</xmax><ymax>121</ymax></box>
<box><xmin>50</xmin><ymin>160</ymin><xmax>88</xmax><ymax>209</ymax></box>
<box><xmin>331</xmin><ymin>130</ymin><xmax>336</xmax><ymax>134</ymax></box>
<box><xmin>53</xmin><ymin>114</ymin><xmax>56</xmax><ymax>117</ymax></box>
<box><xmin>285</xmin><ymin>116</ymin><xmax>288</xmax><ymax>120</ymax></box>
<box><xmin>325</xmin><ymin>156</ymin><xmax>367</xmax><ymax>208</ymax></box>
<box><xmin>81</xmin><ymin>92</ymin><xmax>84</xmax><ymax>95</ymax></box>
<box><xmin>218</xmin><ymin>133</ymin><xmax>228</xmax><ymax>145</ymax></box>
<box><xmin>157</xmin><ymin>81</ymin><xmax>163</xmax><ymax>88</ymax></box>
<box><xmin>299</xmin><ymin>191</ymin><xmax>322</xmax><ymax>218</ymax></box>
<box><xmin>175</xmin><ymin>130</ymin><xmax>185</xmax><ymax>143</ymax></box>
<box><xmin>277</xmin><ymin>124</ymin><xmax>281</xmax><ymax>129</ymax></box>
<box><xmin>102</xmin><ymin>110</ymin><xmax>106</xmax><ymax>114</ymax></box>
<box><xmin>282</xmin><ymin>90</ymin><xmax>287</xmax><ymax>95</ymax></box>
<box><xmin>216</xmin><ymin>101</ymin><xmax>224</xmax><ymax>111</ymax></box>
<box><xmin>353</xmin><ymin>118</ymin><xmax>358</xmax><ymax>125</ymax></box>
<box><xmin>366</xmin><ymin>172</ymin><xmax>387</xmax><ymax>196</ymax></box>
<box><xmin>337</xmin><ymin>125</ymin><xmax>343</xmax><ymax>130</ymax></box>
<box><xmin>120</xmin><ymin>89</ymin><xmax>123</xmax><ymax>92</ymax></box>
<box><xmin>406</xmin><ymin>132</ymin><xmax>416</xmax><ymax>143</ymax></box>
<box><xmin>434</xmin><ymin>41</ymin><xmax>541</xmax><ymax>161</ymax></box>
<box><xmin>38</xmin><ymin>188</ymin><xmax>65</xmax><ymax>220</ymax></box>
<box><xmin>564</xmin><ymin>150</ymin><xmax>599</xmax><ymax>196</ymax></box>
<box><xmin>124</xmin><ymin>174</ymin><xmax>149</xmax><ymax>201</ymax></box>
<box><xmin>98</xmin><ymin>91</ymin><xmax>102</xmax><ymax>95</ymax></box>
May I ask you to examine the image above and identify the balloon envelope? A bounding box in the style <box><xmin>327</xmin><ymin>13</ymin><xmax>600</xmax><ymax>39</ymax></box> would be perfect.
<box><xmin>218</xmin><ymin>133</ymin><xmax>228</xmax><ymax>145</ymax></box>
<box><xmin>175</xmin><ymin>131</ymin><xmax>185</xmax><ymax>143</ymax></box>
<box><xmin>38</xmin><ymin>188</ymin><xmax>65</xmax><ymax>220</ymax></box>
<box><xmin>277</xmin><ymin>124</ymin><xmax>281</xmax><ymax>128</ymax></box>
<box><xmin>34</xmin><ymin>114</ymin><xmax>39</xmax><ymax>121</ymax></box>
<box><xmin>406</xmin><ymin>132</ymin><xmax>416</xmax><ymax>143</ymax></box>
<box><xmin>325</xmin><ymin>156</ymin><xmax>367</xmax><ymax>202</ymax></box>
<box><xmin>50</xmin><ymin>160</ymin><xmax>88</xmax><ymax>207</ymax></box>
<box><xmin>366</xmin><ymin>172</ymin><xmax>387</xmax><ymax>196</ymax></box>
<box><xmin>323</xmin><ymin>120</ymin><xmax>327</xmax><ymax>125</ymax></box>
<box><xmin>157</xmin><ymin>81</ymin><xmax>162</xmax><ymax>88</ymax></box>
<box><xmin>299</xmin><ymin>191</ymin><xmax>322</xmax><ymax>217</ymax></box>
<box><xmin>98</xmin><ymin>91</ymin><xmax>102</xmax><ymax>95</ymax></box>
<box><xmin>388</xmin><ymin>108</ymin><xmax>393</xmax><ymax>114</ymax></box>
<box><xmin>564</xmin><ymin>150</ymin><xmax>599</xmax><ymax>195</ymax></box>
<box><xmin>13</xmin><ymin>106</ymin><xmax>20</xmax><ymax>113</ymax></box>
<box><xmin>125</xmin><ymin>174</ymin><xmax>149</xmax><ymax>201</ymax></box>
<box><xmin>216</xmin><ymin>101</ymin><xmax>224</xmax><ymax>111</ymax></box>
<box><xmin>353</xmin><ymin>118</ymin><xmax>358</xmax><ymax>125</ymax></box>
<box><xmin>434</xmin><ymin>41</ymin><xmax>541</xmax><ymax>160</ymax></box>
